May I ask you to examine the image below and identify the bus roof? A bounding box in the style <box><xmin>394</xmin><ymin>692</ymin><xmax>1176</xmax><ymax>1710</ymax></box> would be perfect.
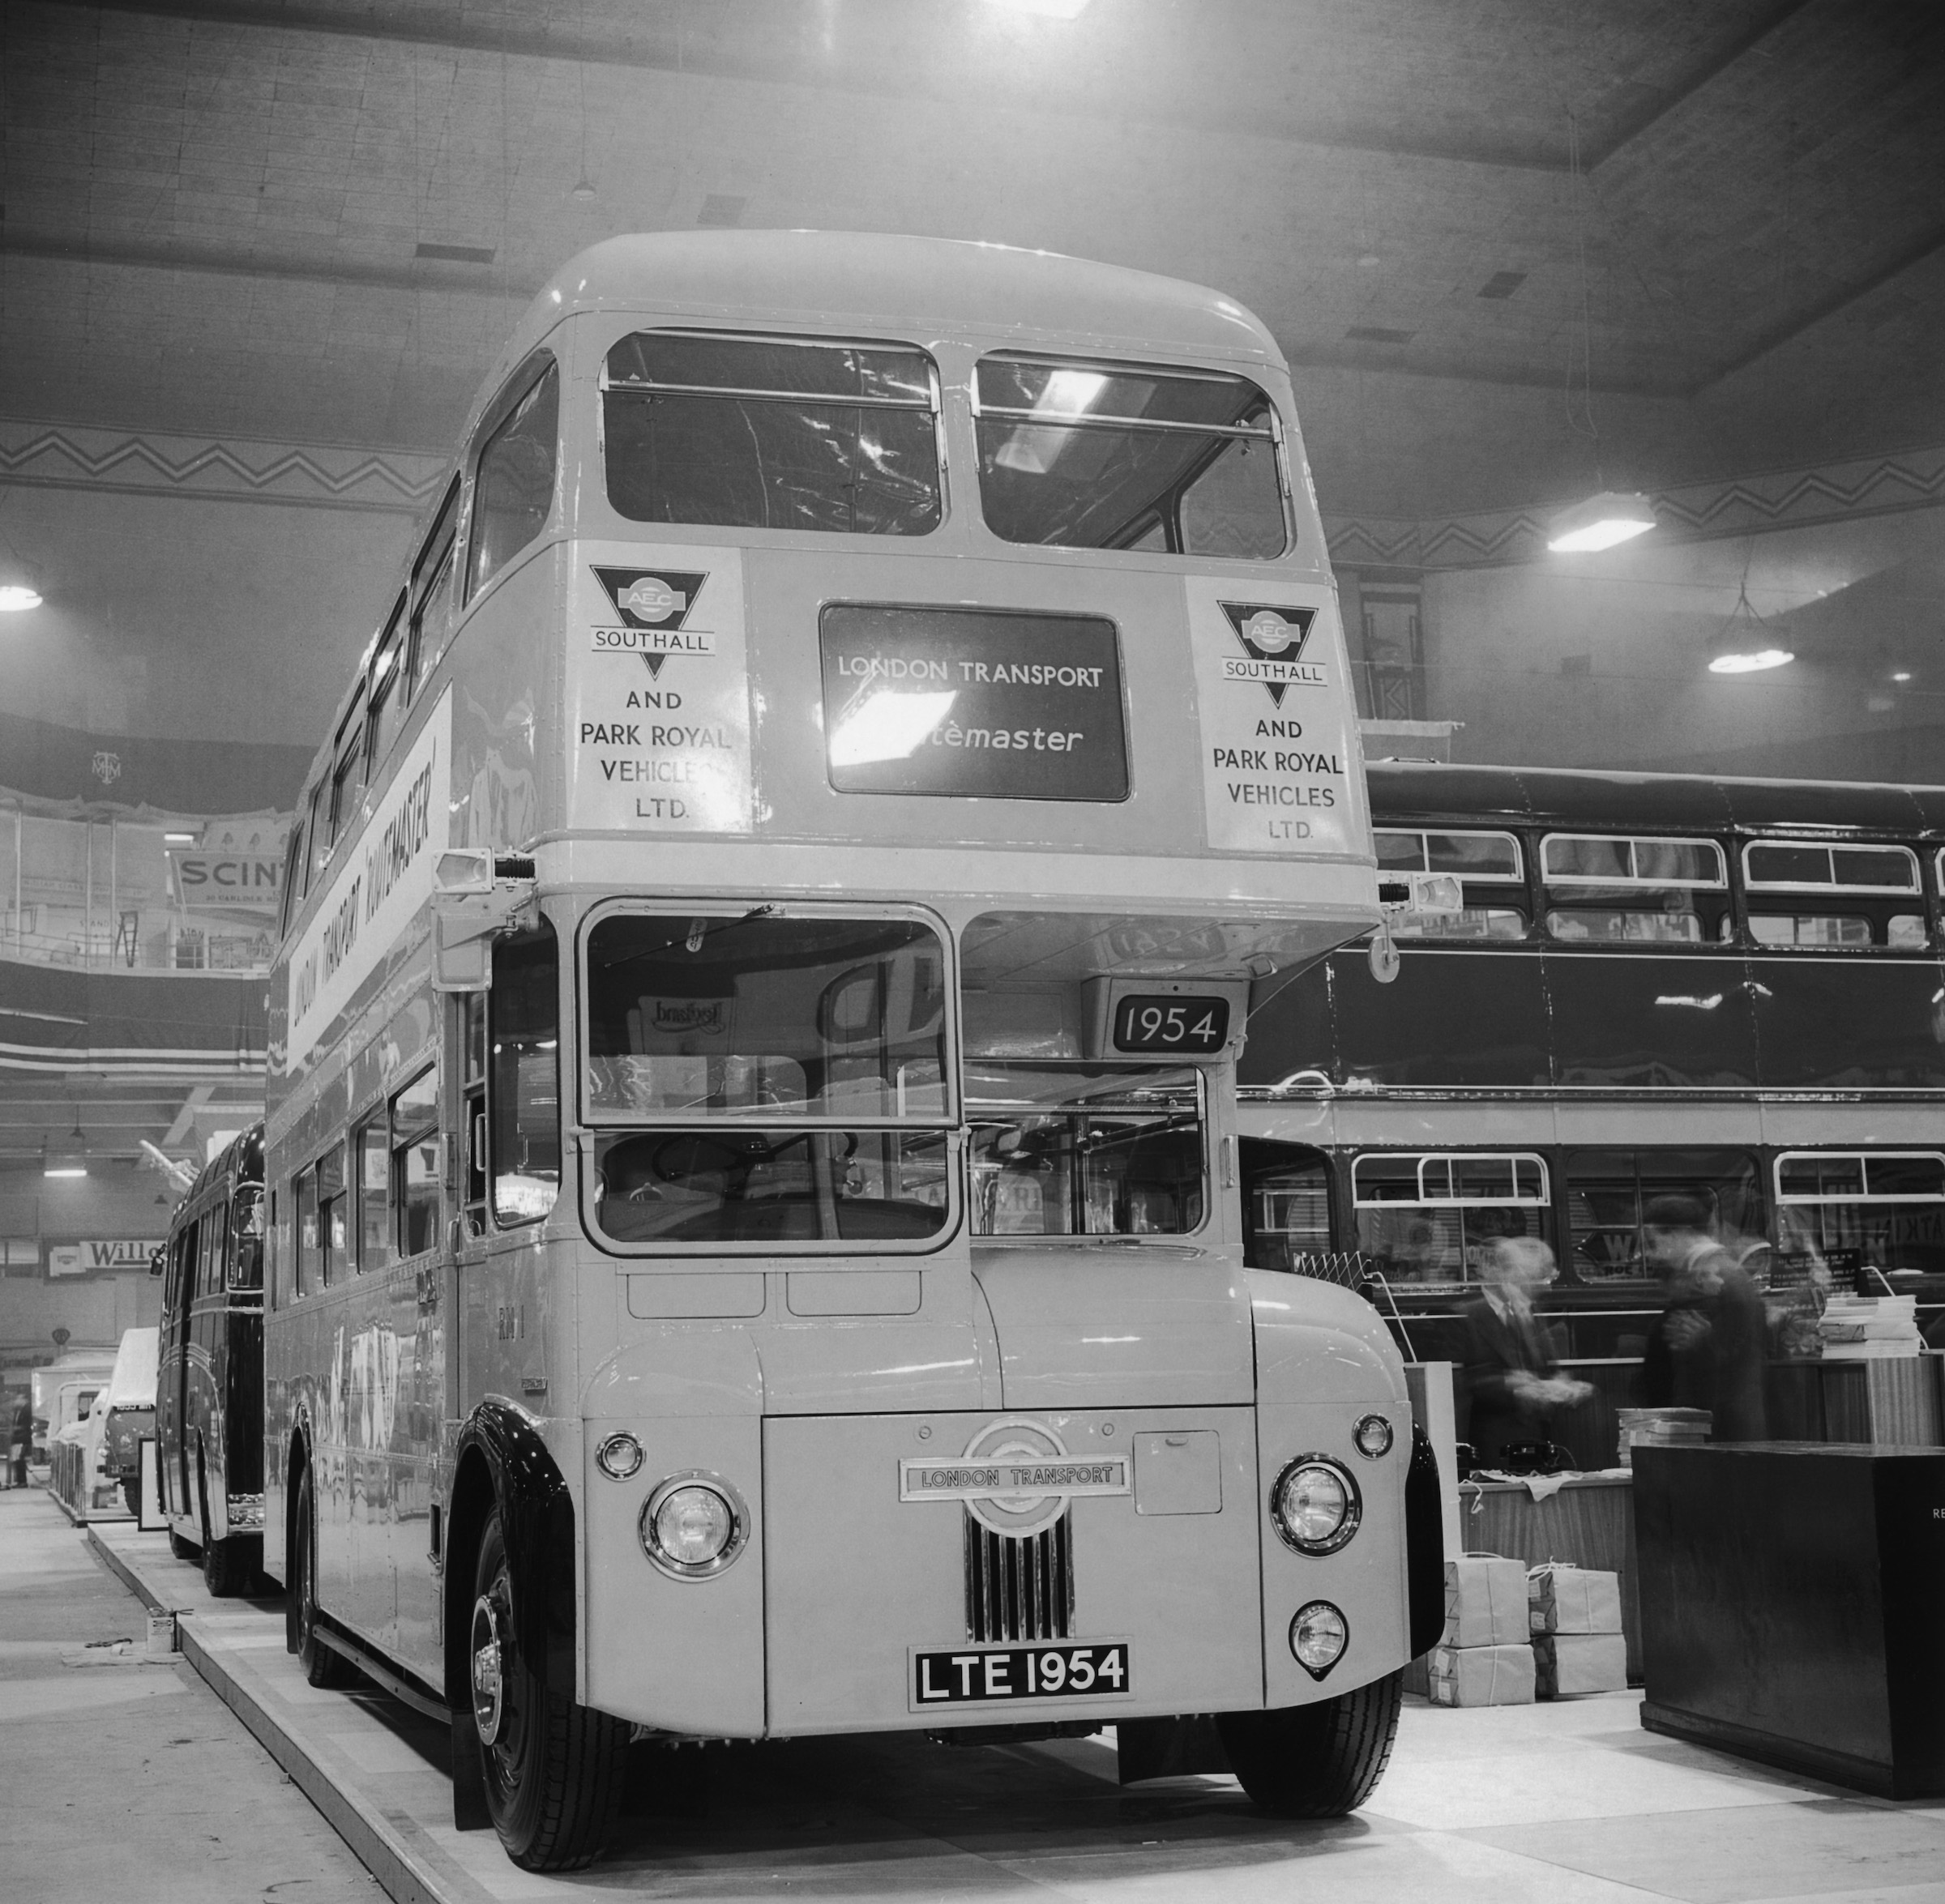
<box><xmin>487</xmin><ymin>229</ymin><xmax>1285</xmax><ymax>399</ymax></box>
<box><xmin>1370</xmin><ymin>760</ymin><xmax>1945</xmax><ymax>838</ymax></box>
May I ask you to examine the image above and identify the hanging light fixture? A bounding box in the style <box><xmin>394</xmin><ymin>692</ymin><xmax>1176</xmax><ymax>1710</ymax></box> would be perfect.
<box><xmin>44</xmin><ymin>1108</ymin><xmax>88</xmax><ymax>1179</ymax></box>
<box><xmin>1707</xmin><ymin>578</ymin><xmax>1793</xmax><ymax>675</ymax></box>
<box><xmin>0</xmin><ymin>553</ymin><xmax>43</xmax><ymax>613</ymax></box>
<box><xmin>1545</xmin><ymin>490</ymin><xmax>1656</xmax><ymax>554</ymax></box>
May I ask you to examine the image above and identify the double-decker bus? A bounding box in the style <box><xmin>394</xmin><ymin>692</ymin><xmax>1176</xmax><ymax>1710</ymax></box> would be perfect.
<box><xmin>1237</xmin><ymin>761</ymin><xmax>1945</xmax><ymax>1460</ymax></box>
<box><xmin>156</xmin><ymin>1125</ymin><xmax>267</xmax><ymax>1591</ymax></box>
<box><xmin>262</xmin><ymin>231</ymin><xmax>1443</xmax><ymax>1871</ymax></box>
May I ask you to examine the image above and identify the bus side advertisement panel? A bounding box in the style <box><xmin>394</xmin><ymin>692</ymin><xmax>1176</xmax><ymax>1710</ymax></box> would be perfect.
<box><xmin>284</xmin><ymin>687</ymin><xmax>453</xmax><ymax>1076</ymax></box>
<box><xmin>567</xmin><ymin>545</ymin><xmax>754</xmax><ymax>835</ymax></box>
<box><xmin>1183</xmin><ymin>578</ymin><xmax>1361</xmax><ymax>859</ymax></box>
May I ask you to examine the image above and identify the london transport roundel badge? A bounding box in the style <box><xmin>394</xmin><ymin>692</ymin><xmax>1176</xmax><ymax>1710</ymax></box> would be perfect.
<box><xmin>958</xmin><ymin>1417</ymin><xmax>1075</xmax><ymax>1539</ymax></box>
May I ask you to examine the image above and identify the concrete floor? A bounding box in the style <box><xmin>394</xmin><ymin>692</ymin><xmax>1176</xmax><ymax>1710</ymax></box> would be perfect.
<box><xmin>14</xmin><ymin>1484</ymin><xmax>1945</xmax><ymax>1904</ymax></box>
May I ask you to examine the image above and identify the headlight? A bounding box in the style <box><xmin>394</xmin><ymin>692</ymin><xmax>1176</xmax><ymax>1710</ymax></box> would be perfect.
<box><xmin>639</xmin><ymin>1471</ymin><xmax>748</xmax><ymax>1581</ymax></box>
<box><xmin>1353</xmin><ymin>1414</ymin><xmax>1395</xmax><ymax>1460</ymax></box>
<box><xmin>1270</xmin><ymin>1456</ymin><xmax>1362</xmax><ymax>1554</ymax></box>
<box><xmin>1290</xmin><ymin>1600</ymin><xmax>1349</xmax><ymax>1678</ymax></box>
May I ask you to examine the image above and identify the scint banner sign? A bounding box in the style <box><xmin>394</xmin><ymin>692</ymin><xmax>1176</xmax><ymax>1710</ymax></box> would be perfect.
<box><xmin>169</xmin><ymin>849</ymin><xmax>284</xmax><ymax>913</ymax></box>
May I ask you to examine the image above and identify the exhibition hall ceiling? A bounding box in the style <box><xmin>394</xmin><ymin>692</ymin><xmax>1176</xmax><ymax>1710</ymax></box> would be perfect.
<box><xmin>2</xmin><ymin>0</ymin><xmax>1943</xmax><ymax>513</ymax></box>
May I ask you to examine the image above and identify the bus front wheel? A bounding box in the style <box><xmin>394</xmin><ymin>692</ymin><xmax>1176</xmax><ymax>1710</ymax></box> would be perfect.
<box><xmin>468</xmin><ymin>1504</ymin><xmax>625</xmax><ymax>1871</ymax></box>
<box><xmin>1216</xmin><ymin>1670</ymin><xmax>1404</xmax><ymax>1817</ymax></box>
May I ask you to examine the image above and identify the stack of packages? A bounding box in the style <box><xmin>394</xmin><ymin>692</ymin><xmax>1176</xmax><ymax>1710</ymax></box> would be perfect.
<box><xmin>1528</xmin><ymin>1563</ymin><xmax>1627</xmax><ymax>1697</ymax></box>
<box><xmin>1615</xmin><ymin>1406</ymin><xmax>1711</xmax><ymax>1466</ymax></box>
<box><xmin>1426</xmin><ymin>1555</ymin><xmax>1534</xmax><ymax>1706</ymax></box>
<box><xmin>1819</xmin><ymin>1293</ymin><xmax>1921</xmax><ymax>1360</ymax></box>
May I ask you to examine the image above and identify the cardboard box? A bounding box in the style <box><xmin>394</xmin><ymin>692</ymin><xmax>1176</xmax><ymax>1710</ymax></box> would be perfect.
<box><xmin>1528</xmin><ymin>1564</ymin><xmax>1624</xmax><ymax>1636</ymax></box>
<box><xmin>1535</xmin><ymin>1630</ymin><xmax>1628</xmax><ymax>1697</ymax></box>
<box><xmin>1429</xmin><ymin>1642</ymin><xmax>1536</xmax><ymax>1707</ymax></box>
<box><xmin>1443</xmin><ymin>1555</ymin><xmax>1528</xmax><ymax>1648</ymax></box>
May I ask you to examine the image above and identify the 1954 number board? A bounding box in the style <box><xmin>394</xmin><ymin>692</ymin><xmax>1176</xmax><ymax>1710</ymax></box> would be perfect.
<box><xmin>913</xmin><ymin>1642</ymin><xmax>1131</xmax><ymax>1710</ymax></box>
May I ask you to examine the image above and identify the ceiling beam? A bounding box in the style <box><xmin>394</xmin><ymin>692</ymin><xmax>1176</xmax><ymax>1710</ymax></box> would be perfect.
<box><xmin>41</xmin><ymin>0</ymin><xmax>1592</xmax><ymax>173</ymax></box>
<box><xmin>160</xmin><ymin>1083</ymin><xmax>215</xmax><ymax>1151</ymax></box>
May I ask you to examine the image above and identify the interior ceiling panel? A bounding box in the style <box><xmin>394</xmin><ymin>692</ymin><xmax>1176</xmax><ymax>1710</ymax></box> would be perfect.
<box><xmin>1</xmin><ymin>0</ymin><xmax>1942</xmax><ymax>512</ymax></box>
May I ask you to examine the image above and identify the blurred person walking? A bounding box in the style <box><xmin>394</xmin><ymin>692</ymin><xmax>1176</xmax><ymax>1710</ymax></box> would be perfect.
<box><xmin>1459</xmin><ymin>1236</ymin><xmax>1592</xmax><ymax>1466</ymax></box>
<box><xmin>1638</xmin><ymin>1193</ymin><xmax>1768</xmax><ymax>1441</ymax></box>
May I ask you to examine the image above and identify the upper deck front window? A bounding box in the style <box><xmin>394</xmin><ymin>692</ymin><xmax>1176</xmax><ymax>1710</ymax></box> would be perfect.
<box><xmin>973</xmin><ymin>354</ymin><xmax>1287</xmax><ymax>558</ymax></box>
<box><xmin>602</xmin><ymin>332</ymin><xmax>943</xmax><ymax>537</ymax></box>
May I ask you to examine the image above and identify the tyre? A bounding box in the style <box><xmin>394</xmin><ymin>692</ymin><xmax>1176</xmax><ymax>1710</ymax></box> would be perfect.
<box><xmin>469</xmin><ymin>1504</ymin><xmax>626</xmax><ymax>1870</ymax></box>
<box><xmin>1216</xmin><ymin>1670</ymin><xmax>1404</xmax><ymax>1817</ymax></box>
<box><xmin>122</xmin><ymin>1476</ymin><xmax>141</xmax><ymax>1518</ymax></box>
<box><xmin>293</xmin><ymin>1466</ymin><xmax>357</xmax><ymax>1689</ymax></box>
<box><xmin>168</xmin><ymin>1526</ymin><xmax>198</xmax><ymax>1562</ymax></box>
<box><xmin>204</xmin><ymin>1530</ymin><xmax>250</xmax><ymax>1597</ymax></box>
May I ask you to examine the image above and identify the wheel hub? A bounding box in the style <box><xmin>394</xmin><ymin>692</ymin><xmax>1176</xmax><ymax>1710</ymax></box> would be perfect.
<box><xmin>470</xmin><ymin>1595</ymin><xmax>507</xmax><ymax>1744</ymax></box>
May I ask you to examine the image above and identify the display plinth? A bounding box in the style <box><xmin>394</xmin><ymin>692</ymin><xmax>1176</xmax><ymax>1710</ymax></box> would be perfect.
<box><xmin>1634</xmin><ymin>1442</ymin><xmax>1945</xmax><ymax>1799</ymax></box>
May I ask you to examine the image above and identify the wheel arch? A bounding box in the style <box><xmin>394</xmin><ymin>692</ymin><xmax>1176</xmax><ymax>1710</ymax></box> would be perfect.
<box><xmin>444</xmin><ymin>1402</ymin><xmax>575</xmax><ymax>1715</ymax></box>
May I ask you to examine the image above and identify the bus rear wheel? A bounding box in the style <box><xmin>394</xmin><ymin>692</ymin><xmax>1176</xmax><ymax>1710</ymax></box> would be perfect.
<box><xmin>1216</xmin><ymin>1670</ymin><xmax>1404</xmax><ymax>1817</ymax></box>
<box><xmin>469</xmin><ymin>1505</ymin><xmax>625</xmax><ymax>1871</ymax></box>
<box><xmin>293</xmin><ymin>1466</ymin><xmax>356</xmax><ymax>1689</ymax></box>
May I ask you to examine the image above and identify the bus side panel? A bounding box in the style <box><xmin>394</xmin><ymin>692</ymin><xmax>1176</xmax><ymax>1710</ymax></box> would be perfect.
<box><xmin>1750</xmin><ymin>955</ymin><xmax>1945</xmax><ymax>1088</ymax></box>
<box><xmin>1546</xmin><ymin>950</ymin><xmax>1759</xmax><ymax>1088</ymax></box>
<box><xmin>1328</xmin><ymin>946</ymin><xmax>1554</xmax><ymax>1090</ymax></box>
<box><xmin>388</xmin><ymin>1254</ymin><xmax>443</xmax><ymax>1680</ymax></box>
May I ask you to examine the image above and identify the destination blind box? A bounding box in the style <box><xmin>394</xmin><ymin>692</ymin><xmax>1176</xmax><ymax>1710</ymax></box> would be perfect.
<box><xmin>1084</xmin><ymin>977</ymin><xmax>1249</xmax><ymax>1059</ymax></box>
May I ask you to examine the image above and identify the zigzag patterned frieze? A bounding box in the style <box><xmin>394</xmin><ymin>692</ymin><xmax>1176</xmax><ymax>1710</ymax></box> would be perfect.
<box><xmin>0</xmin><ymin>418</ymin><xmax>446</xmax><ymax>513</ymax></box>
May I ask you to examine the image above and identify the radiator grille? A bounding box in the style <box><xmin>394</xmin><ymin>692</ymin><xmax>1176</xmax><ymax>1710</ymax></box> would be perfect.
<box><xmin>964</xmin><ymin>1512</ymin><xmax>1073</xmax><ymax>1642</ymax></box>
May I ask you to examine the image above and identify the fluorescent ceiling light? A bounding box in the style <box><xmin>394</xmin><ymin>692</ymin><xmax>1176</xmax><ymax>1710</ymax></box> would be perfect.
<box><xmin>0</xmin><ymin>570</ymin><xmax>42</xmax><ymax>612</ymax></box>
<box><xmin>985</xmin><ymin>0</ymin><xmax>1092</xmax><ymax>17</ymax></box>
<box><xmin>1708</xmin><ymin>647</ymin><xmax>1793</xmax><ymax>675</ymax></box>
<box><xmin>43</xmin><ymin>1161</ymin><xmax>88</xmax><ymax>1179</ymax></box>
<box><xmin>828</xmin><ymin>689</ymin><xmax>957</xmax><ymax>766</ymax></box>
<box><xmin>1545</xmin><ymin>491</ymin><xmax>1656</xmax><ymax>554</ymax></box>
<box><xmin>164</xmin><ymin>832</ymin><xmax>196</xmax><ymax>845</ymax></box>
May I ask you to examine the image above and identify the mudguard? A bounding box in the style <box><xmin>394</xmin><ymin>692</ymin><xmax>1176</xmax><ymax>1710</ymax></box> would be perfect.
<box><xmin>450</xmin><ymin>1401</ymin><xmax>577</xmax><ymax>1693</ymax></box>
<box><xmin>1404</xmin><ymin>1421</ymin><xmax>1447</xmax><ymax>1659</ymax></box>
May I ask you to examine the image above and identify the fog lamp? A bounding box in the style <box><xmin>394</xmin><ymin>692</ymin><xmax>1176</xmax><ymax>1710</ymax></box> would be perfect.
<box><xmin>1353</xmin><ymin>1414</ymin><xmax>1394</xmax><ymax>1460</ymax></box>
<box><xmin>595</xmin><ymin>1431</ymin><xmax>643</xmax><ymax>1481</ymax></box>
<box><xmin>639</xmin><ymin>1472</ymin><xmax>747</xmax><ymax>1580</ymax></box>
<box><xmin>1290</xmin><ymin>1600</ymin><xmax>1349</xmax><ymax>1678</ymax></box>
<box><xmin>1270</xmin><ymin>1456</ymin><xmax>1361</xmax><ymax>1554</ymax></box>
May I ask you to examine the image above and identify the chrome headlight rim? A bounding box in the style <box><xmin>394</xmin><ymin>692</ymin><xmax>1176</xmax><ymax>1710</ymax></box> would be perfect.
<box><xmin>1353</xmin><ymin>1413</ymin><xmax>1395</xmax><ymax>1460</ymax></box>
<box><xmin>1268</xmin><ymin>1454</ymin><xmax>1362</xmax><ymax>1555</ymax></box>
<box><xmin>1289</xmin><ymin>1599</ymin><xmax>1349</xmax><ymax>1680</ymax></box>
<box><xmin>638</xmin><ymin>1470</ymin><xmax>750</xmax><ymax>1582</ymax></box>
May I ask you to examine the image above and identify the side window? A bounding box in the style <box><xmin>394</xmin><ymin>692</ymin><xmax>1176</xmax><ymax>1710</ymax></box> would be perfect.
<box><xmin>1775</xmin><ymin>1150</ymin><xmax>1945</xmax><ymax>1287</ymax></box>
<box><xmin>197</xmin><ymin>1213</ymin><xmax>218</xmax><ymax>1302</ymax></box>
<box><xmin>1541</xmin><ymin>834</ymin><xmax>1729</xmax><ymax>945</ymax></box>
<box><xmin>364</xmin><ymin>594</ymin><xmax>408</xmax><ymax>774</ymax></box>
<box><xmin>1565</xmin><ymin>1148</ymin><xmax>1766</xmax><ymax>1283</ymax></box>
<box><xmin>316</xmin><ymin>1145</ymin><xmax>347</xmax><ymax>1285</ymax></box>
<box><xmin>491</xmin><ymin>924</ymin><xmax>561</xmax><ymax>1225</ymax></box>
<box><xmin>391</xmin><ymin>1069</ymin><xmax>440</xmax><ymax>1258</ymax></box>
<box><xmin>405</xmin><ymin>478</ymin><xmax>462</xmax><ymax>700</ymax></box>
<box><xmin>279</xmin><ymin>822</ymin><xmax>306</xmax><ymax>935</ymax></box>
<box><xmin>295</xmin><ymin>1169</ymin><xmax>319</xmax><ymax>1298</ymax></box>
<box><xmin>1743</xmin><ymin>840</ymin><xmax>1926</xmax><ymax>951</ymax></box>
<box><xmin>1239</xmin><ymin>1139</ymin><xmax>1334</xmax><ymax>1270</ymax></box>
<box><xmin>210</xmin><ymin>1202</ymin><xmax>231</xmax><ymax>1298</ymax></box>
<box><xmin>1379</xmin><ymin>827</ymin><xmax>1528</xmax><ymax>941</ymax></box>
<box><xmin>1351</xmin><ymin>1151</ymin><xmax>1552</xmax><ymax>1287</ymax></box>
<box><xmin>356</xmin><ymin>1116</ymin><xmax>389</xmax><ymax>1273</ymax></box>
<box><xmin>329</xmin><ymin>723</ymin><xmax>368</xmax><ymax>849</ymax></box>
<box><xmin>468</xmin><ymin>357</ymin><xmax>559</xmax><ymax>599</ymax></box>
<box><xmin>305</xmin><ymin>783</ymin><xmax>330</xmax><ymax>894</ymax></box>
<box><xmin>233</xmin><ymin>1185</ymin><xmax>264</xmax><ymax>1292</ymax></box>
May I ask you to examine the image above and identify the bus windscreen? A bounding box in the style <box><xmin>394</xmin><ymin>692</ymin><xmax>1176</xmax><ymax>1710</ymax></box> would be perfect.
<box><xmin>603</xmin><ymin>332</ymin><xmax>942</xmax><ymax>536</ymax></box>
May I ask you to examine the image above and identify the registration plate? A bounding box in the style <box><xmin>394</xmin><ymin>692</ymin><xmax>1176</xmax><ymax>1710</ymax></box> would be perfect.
<box><xmin>913</xmin><ymin>1641</ymin><xmax>1131</xmax><ymax>1708</ymax></box>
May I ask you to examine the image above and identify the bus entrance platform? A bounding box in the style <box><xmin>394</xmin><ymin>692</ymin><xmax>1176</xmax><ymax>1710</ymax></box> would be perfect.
<box><xmin>82</xmin><ymin>1517</ymin><xmax>1938</xmax><ymax>1904</ymax></box>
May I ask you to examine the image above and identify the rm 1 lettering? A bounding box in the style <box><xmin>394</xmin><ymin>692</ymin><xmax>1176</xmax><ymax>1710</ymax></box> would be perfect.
<box><xmin>913</xmin><ymin>1641</ymin><xmax>1131</xmax><ymax>1705</ymax></box>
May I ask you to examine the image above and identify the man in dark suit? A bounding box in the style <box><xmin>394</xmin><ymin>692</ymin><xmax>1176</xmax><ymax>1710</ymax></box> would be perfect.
<box><xmin>1459</xmin><ymin>1236</ymin><xmax>1592</xmax><ymax>1465</ymax></box>
<box><xmin>1639</xmin><ymin>1193</ymin><xmax>1768</xmax><ymax>1441</ymax></box>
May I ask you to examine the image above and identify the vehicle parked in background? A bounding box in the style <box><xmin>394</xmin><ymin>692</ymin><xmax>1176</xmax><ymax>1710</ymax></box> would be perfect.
<box><xmin>31</xmin><ymin>1352</ymin><xmax>116</xmax><ymax>1467</ymax></box>
<box><xmin>156</xmin><ymin>1127</ymin><xmax>267</xmax><ymax>1593</ymax></box>
<box><xmin>48</xmin><ymin>1390</ymin><xmax>113</xmax><ymax>1521</ymax></box>
<box><xmin>101</xmin><ymin>1327</ymin><xmax>160</xmax><ymax>1517</ymax></box>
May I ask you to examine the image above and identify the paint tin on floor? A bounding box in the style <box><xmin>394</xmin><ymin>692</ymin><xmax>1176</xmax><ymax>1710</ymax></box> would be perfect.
<box><xmin>145</xmin><ymin>1608</ymin><xmax>178</xmax><ymax>1658</ymax></box>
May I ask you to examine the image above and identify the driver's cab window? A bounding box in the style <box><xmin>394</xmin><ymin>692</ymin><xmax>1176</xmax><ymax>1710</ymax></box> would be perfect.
<box><xmin>1239</xmin><ymin>1139</ymin><xmax>1334</xmax><ymax>1269</ymax></box>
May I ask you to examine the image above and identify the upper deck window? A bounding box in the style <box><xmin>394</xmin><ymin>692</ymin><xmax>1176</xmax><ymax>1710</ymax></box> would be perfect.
<box><xmin>1742</xmin><ymin>840</ymin><xmax>1926</xmax><ymax>950</ymax></box>
<box><xmin>468</xmin><ymin>356</ymin><xmax>560</xmax><ymax>599</ymax></box>
<box><xmin>602</xmin><ymin>332</ymin><xmax>942</xmax><ymax>537</ymax></box>
<box><xmin>1378</xmin><ymin>826</ymin><xmax>1528</xmax><ymax>941</ymax></box>
<box><xmin>1541</xmin><ymin>833</ymin><xmax>1729</xmax><ymax>946</ymax></box>
<box><xmin>974</xmin><ymin>354</ymin><xmax>1286</xmax><ymax>557</ymax></box>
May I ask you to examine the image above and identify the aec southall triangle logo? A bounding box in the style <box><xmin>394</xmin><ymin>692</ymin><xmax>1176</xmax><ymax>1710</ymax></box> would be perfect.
<box><xmin>592</xmin><ymin>567</ymin><xmax>711</xmax><ymax>678</ymax></box>
<box><xmin>1217</xmin><ymin>602</ymin><xmax>1319</xmax><ymax>707</ymax></box>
